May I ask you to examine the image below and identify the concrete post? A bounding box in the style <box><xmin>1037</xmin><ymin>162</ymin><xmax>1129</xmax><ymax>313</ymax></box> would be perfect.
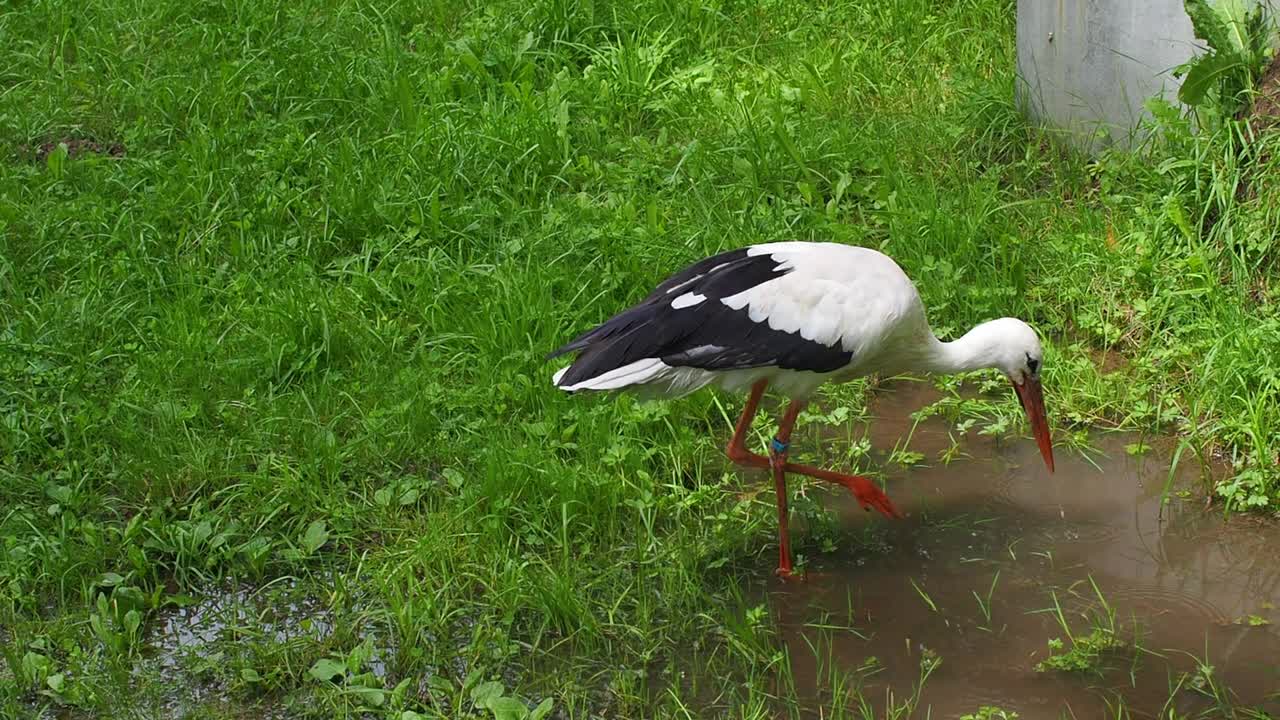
<box><xmin>1015</xmin><ymin>0</ymin><xmax>1204</xmax><ymax>151</ymax></box>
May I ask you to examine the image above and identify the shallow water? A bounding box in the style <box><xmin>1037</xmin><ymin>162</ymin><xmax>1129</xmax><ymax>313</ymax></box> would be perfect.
<box><xmin>131</xmin><ymin>577</ymin><xmax>344</xmax><ymax>716</ymax></box>
<box><xmin>758</xmin><ymin>381</ymin><xmax>1280</xmax><ymax>718</ymax></box>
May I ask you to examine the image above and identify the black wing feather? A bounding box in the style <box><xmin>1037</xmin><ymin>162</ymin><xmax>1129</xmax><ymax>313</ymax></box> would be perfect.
<box><xmin>642</xmin><ymin>247</ymin><xmax>751</xmax><ymax>299</ymax></box>
<box><xmin>551</xmin><ymin>247</ymin><xmax>854</xmax><ymax>387</ymax></box>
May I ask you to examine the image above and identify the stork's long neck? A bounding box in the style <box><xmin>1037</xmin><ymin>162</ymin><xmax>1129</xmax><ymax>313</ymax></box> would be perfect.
<box><xmin>915</xmin><ymin>323</ymin><xmax>1004</xmax><ymax>376</ymax></box>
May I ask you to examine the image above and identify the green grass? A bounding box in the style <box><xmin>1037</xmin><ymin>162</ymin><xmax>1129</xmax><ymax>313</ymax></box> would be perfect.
<box><xmin>1034</xmin><ymin>576</ymin><xmax>1132</xmax><ymax>677</ymax></box>
<box><xmin>2</xmin><ymin>0</ymin><xmax>1280</xmax><ymax>716</ymax></box>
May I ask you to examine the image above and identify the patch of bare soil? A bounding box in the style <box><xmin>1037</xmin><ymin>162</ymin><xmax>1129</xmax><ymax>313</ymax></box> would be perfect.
<box><xmin>1246</xmin><ymin>55</ymin><xmax>1280</xmax><ymax>135</ymax></box>
<box><xmin>23</xmin><ymin>136</ymin><xmax>126</xmax><ymax>163</ymax></box>
<box><xmin>1235</xmin><ymin>56</ymin><xmax>1280</xmax><ymax>202</ymax></box>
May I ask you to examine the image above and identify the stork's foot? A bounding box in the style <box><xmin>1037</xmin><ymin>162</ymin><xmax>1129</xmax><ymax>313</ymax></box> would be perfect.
<box><xmin>775</xmin><ymin>565</ymin><xmax>800</xmax><ymax>581</ymax></box>
<box><xmin>775</xmin><ymin>566</ymin><xmax>831</xmax><ymax>582</ymax></box>
<box><xmin>726</xmin><ymin>445</ymin><xmax>903</xmax><ymax>520</ymax></box>
<box><xmin>832</xmin><ymin>473</ymin><xmax>902</xmax><ymax>520</ymax></box>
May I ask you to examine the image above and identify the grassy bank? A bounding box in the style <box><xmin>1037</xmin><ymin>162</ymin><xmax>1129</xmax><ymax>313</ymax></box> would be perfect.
<box><xmin>3</xmin><ymin>0</ymin><xmax>1279</xmax><ymax>716</ymax></box>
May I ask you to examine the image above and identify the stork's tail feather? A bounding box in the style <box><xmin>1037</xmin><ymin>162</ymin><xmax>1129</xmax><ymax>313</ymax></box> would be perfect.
<box><xmin>553</xmin><ymin>357</ymin><xmax>670</xmax><ymax>392</ymax></box>
<box><xmin>551</xmin><ymin>344</ymin><xmax>718</xmax><ymax>397</ymax></box>
<box><xmin>550</xmin><ymin>298</ymin><xmax>708</xmax><ymax>394</ymax></box>
<box><xmin>546</xmin><ymin>336</ymin><xmax>590</xmax><ymax>361</ymax></box>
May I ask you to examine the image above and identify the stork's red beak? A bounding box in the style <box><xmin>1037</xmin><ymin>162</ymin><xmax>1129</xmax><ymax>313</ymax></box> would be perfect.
<box><xmin>1013</xmin><ymin>376</ymin><xmax>1054</xmax><ymax>473</ymax></box>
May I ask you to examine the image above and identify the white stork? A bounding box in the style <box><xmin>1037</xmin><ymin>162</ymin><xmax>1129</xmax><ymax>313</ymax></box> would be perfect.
<box><xmin>549</xmin><ymin>241</ymin><xmax>1054</xmax><ymax>578</ymax></box>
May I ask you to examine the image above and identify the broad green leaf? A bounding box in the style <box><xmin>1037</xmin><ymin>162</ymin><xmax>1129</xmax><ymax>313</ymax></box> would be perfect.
<box><xmin>123</xmin><ymin>609</ymin><xmax>141</xmax><ymax>637</ymax></box>
<box><xmin>302</xmin><ymin>520</ymin><xmax>329</xmax><ymax>555</ymax></box>
<box><xmin>1165</xmin><ymin>198</ymin><xmax>1196</xmax><ymax>241</ymax></box>
<box><xmin>21</xmin><ymin>651</ymin><xmax>51</xmax><ymax>681</ymax></box>
<box><xmin>461</xmin><ymin>668</ymin><xmax>483</xmax><ymax>694</ymax></box>
<box><xmin>308</xmin><ymin>658</ymin><xmax>347</xmax><ymax>682</ymax></box>
<box><xmin>1179</xmin><ymin>51</ymin><xmax>1236</xmax><ymax>105</ymax></box>
<box><xmin>351</xmin><ymin>685</ymin><xmax>386</xmax><ymax>707</ymax></box>
<box><xmin>115</xmin><ymin>585</ymin><xmax>145</xmax><ymax>614</ymax></box>
<box><xmin>1247</xmin><ymin>4</ymin><xmax>1269</xmax><ymax>60</ymax></box>
<box><xmin>1185</xmin><ymin>0</ymin><xmax>1238</xmax><ymax>58</ymax></box>
<box><xmin>834</xmin><ymin>172</ymin><xmax>852</xmax><ymax>205</ymax></box>
<box><xmin>529</xmin><ymin>698</ymin><xmax>555</xmax><ymax>720</ymax></box>
<box><xmin>1216</xmin><ymin>0</ymin><xmax>1253</xmax><ymax>54</ymax></box>
<box><xmin>486</xmin><ymin>697</ymin><xmax>530</xmax><ymax>720</ymax></box>
<box><xmin>96</xmin><ymin>572</ymin><xmax>124</xmax><ymax>588</ymax></box>
<box><xmin>89</xmin><ymin>613</ymin><xmax>109</xmax><ymax>645</ymax></box>
<box><xmin>427</xmin><ymin>675</ymin><xmax>455</xmax><ymax>695</ymax></box>
<box><xmin>45</xmin><ymin>484</ymin><xmax>73</xmax><ymax>504</ymax></box>
<box><xmin>45</xmin><ymin>142</ymin><xmax>68</xmax><ymax>177</ymax></box>
<box><xmin>470</xmin><ymin>680</ymin><xmax>504</xmax><ymax>706</ymax></box>
<box><xmin>442</xmin><ymin>467</ymin><xmax>465</xmax><ymax>489</ymax></box>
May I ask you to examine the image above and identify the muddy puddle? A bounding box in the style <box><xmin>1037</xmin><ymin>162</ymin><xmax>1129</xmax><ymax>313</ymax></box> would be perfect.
<box><xmin>757</xmin><ymin>381</ymin><xmax>1280</xmax><ymax>718</ymax></box>
<box><xmin>128</xmin><ymin>577</ymin><xmax>352</xmax><ymax>717</ymax></box>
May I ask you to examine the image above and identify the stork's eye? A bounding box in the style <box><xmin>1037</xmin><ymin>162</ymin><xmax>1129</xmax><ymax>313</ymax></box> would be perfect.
<box><xmin>1026</xmin><ymin>353</ymin><xmax>1040</xmax><ymax>375</ymax></box>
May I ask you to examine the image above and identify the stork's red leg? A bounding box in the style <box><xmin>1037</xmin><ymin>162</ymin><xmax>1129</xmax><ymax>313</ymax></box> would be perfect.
<box><xmin>770</xmin><ymin>400</ymin><xmax>804</xmax><ymax>578</ymax></box>
<box><xmin>725</xmin><ymin>389</ymin><xmax>902</xmax><ymax>521</ymax></box>
<box><xmin>726</xmin><ymin>379</ymin><xmax>768</xmax><ymax>464</ymax></box>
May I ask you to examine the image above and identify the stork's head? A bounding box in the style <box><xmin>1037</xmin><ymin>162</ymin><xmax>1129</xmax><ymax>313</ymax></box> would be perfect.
<box><xmin>979</xmin><ymin>318</ymin><xmax>1054</xmax><ymax>473</ymax></box>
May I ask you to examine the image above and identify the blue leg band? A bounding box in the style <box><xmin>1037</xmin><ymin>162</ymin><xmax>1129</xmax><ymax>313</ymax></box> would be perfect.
<box><xmin>770</xmin><ymin>437</ymin><xmax>789</xmax><ymax>454</ymax></box>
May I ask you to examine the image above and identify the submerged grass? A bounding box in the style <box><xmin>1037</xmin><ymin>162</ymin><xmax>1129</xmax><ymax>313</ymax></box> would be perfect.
<box><xmin>2</xmin><ymin>0</ymin><xmax>1279</xmax><ymax>716</ymax></box>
